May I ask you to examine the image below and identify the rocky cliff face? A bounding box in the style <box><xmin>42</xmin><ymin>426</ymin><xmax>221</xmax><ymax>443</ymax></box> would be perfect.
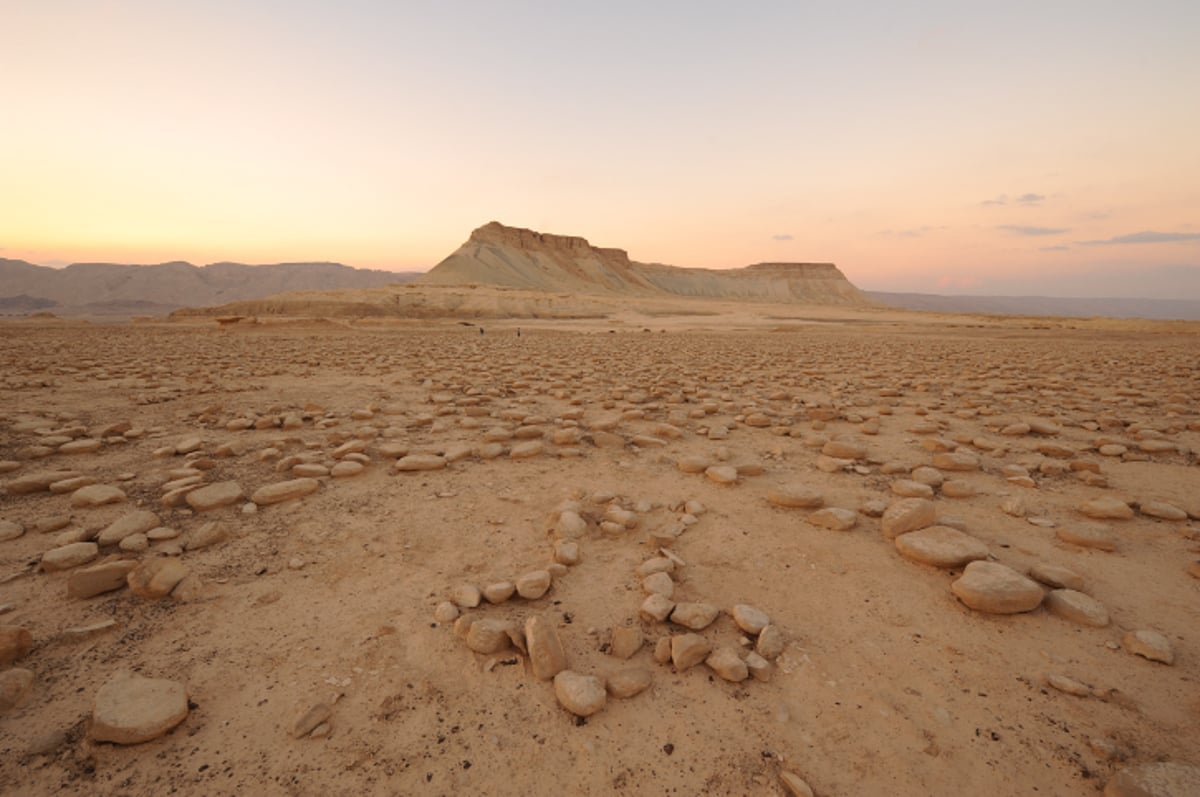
<box><xmin>418</xmin><ymin>223</ymin><xmax>873</xmax><ymax>305</ymax></box>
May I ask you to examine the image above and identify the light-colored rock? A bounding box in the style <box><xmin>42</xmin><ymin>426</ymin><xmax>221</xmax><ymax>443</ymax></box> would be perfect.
<box><xmin>70</xmin><ymin>484</ymin><xmax>126</xmax><ymax>508</ymax></box>
<box><xmin>1028</xmin><ymin>563</ymin><xmax>1085</xmax><ymax>591</ymax></box>
<box><xmin>1045</xmin><ymin>673</ymin><xmax>1091</xmax><ymax>697</ymax></box>
<box><xmin>951</xmin><ymin>561</ymin><xmax>1044</xmax><ymax>614</ymax></box>
<box><xmin>880</xmin><ymin>498</ymin><xmax>936</xmax><ymax>539</ymax></box>
<box><xmin>676</xmin><ymin>456</ymin><xmax>710</xmax><ymax>474</ymax></box>
<box><xmin>0</xmin><ymin>625</ymin><xmax>33</xmax><ymax>666</ymax></box>
<box><xmin>4</xmin><ymin>470</ymin><xmax>82</xmax><ymax>495</ymax></box>
<box><xmin>609</xmin><ymin>626</ymin><xmax>642</xmax><ymax>659</ymax></box>
<box><xmin>251</xmin><ymin>478</ymin><xmax>319</xmax><ymax>505</ymax></box>
<box><xmin>1139</xmin><ymin>500</ymin><xmax>1187</xmax><ymax>521</ymax></box>
<box><xmin>553</xmin><ymin>540</ymin><xmax>580</xmax><ymax>565</ymax></box>
<box><xmin>1044</xmin><ymin>589</ymin><xmax>1109</xmax><ymax>627</ymax></box>
<box><xmin>704</xmin><ymin>465</ymin><xmax>738</xmax><ymax>485</ymax></box>
<box><xmin>670</xmin><ymin>602</ymin><xmax>720</xmax><ymax>631</ymax></box>
<box><xmin>433</xmin><ymin>601</ymin><xmax>459</xmax><ymax>623</ymax></box>
<box><xmin>91</xmin><ymin>671</ymin><xmax>189</xmax><ymax>744</ymax></box>
<box><xmin>940</xmin><ymin>480</ymin><xmax>976</xmax><ymax>498</ymax></box>
<box><xmin>670</xmin><ymin>633</ymin><xmax>711</xmax><ymax>671</ymax></box>
<box><xmin>0</xmin><ymin>667</ymin><xmax>34</xmax><ymax>713</ymax></box>
<box><xmin>97</xmin><ymin>510</ymin><xmax>160</xmax><ymax>547</ymax></box>
<box><xmin>557</xmin><ymin>510</ymin><xmax>588</xmax><ymax>538</ymax></box>
<box><xmin>525</xmin><ymin>614</ymin><xmax>567</xmax><ymax>680</ymax></box>
<box><xmin>553</xmin><ymin>670</ymin><xmax>606</xmax><ymax>717</ymax></box>
<box><xmin>509</xmin><ymin>440</ymin><xmax>544</xmax><ymax>459</ymax></box>
<box><xmin>807</xmin><ymin>507</ymin><xmax>858</xmax><ymax>531</ymax></box>
<box><xmin>767</xmin><ymin>487</ymin><xmax>824</xmax><ymax>509</ymax></box>
<box><xmin>604</xmin><ymin>667</ymin><xmax>652</xmax><ymax>698</ymax></box>
<box><xmin>894</xmin><ymin>526</ymin><xmax>988</xmax><ymax>569</ymax></box>
<box><xmin>127</xmin><ymin>558</ymin><xmax>190</xmax><ymax>599</ymax></box>
<box><xmin>706</xmin><ymin>647</ymin><xmax>749</xmax><ymax>682</ymax></box>
<box><xmin>730</xmin><ymin>604</ymin><xmax>770</xmax><ymax>635</ymax></box>
<box><xmin>40</xmin><ymin>541</ymin><xmax>99</xmax><ymax>572</ymax></box>
<box><xmin>482</xmin><ymin>581</ymin><xmax>515</xmax><ymax>604</ymax></box>
<box><xmin>1057</xmin><ymin>525</ymin><xmax>1117</xmax><ymax>551</ymax></box>
<box><xmin>0</xmin><ymin>520</ymin><xmax>23</xmax><ymax>542</ymax></box>
<box><xmin>780</xmin><ymin>771</ymin><xmax>815</xmax><ymax>797</ymax></box>
<box><xmin>756</xmin><ymin>625</ymin><xmax>785</xmax><ymax>659</ymax></box>
<box><xmin>451</xmin><ymin>584</ymin><xmax>482</xmax><ymax>608</ymax></box>
<box><xmin>184</xmin><ymin>521</ymin><xmax>228</xmax><ymax>552</ymax></box>
<box><xmin>642</xmin><ymin>571</ymin><xmax>674</xmax><ymax>598</ymax></box>
<box><xmin>892</xmin><ymin>479</ymin><xmax>935</xmax><ymax>499</ymax></box>
<box><xmin>290</xmin><ymin>702</ymin><xmax>332</xmax><ymax>739</ymax></box>
<box><xmin>465</xmin><ymin>619</ymin><xmax>513</xmax><ymax>654</ymax></box>
<box><xmin>639</xmin><ymin>594</ymin><xmax>675</xmax><ymax>622</ymax></box>
<box><xmin>394</xmin><ymin>453</ymin><xmax>447</xmax><ymax>472</ymax></box>
<box><xmin>932</xmin><ymin>451</ymin><xmax>979</xmax><ymax>471</ymax></box>
<box><xmin>516</xmin><ymin>570</ymin><xmax>551</xmax><ymax>600</ymax></box>
<box><xmin>1121</xmin><ymin>630</ymin><xmax>1174</xmax><ymax>665</ymax></box>
<box><xmin>1079</xmin><ymin>495</ymin><xmax>1134</xmax><ymax>520</ymax></box>
<box><xmin>184</xmin><ymin>481</ymin><xmax>243</xmax><ymax>512</ymax></box>
<box><xmin>68</xmin><ymin>560</ymin><xmax>138</xmax><ymax>599</ymax></box>
<box><xmin>1105</xmin><ymin>762</ymin><xmax>1200</xmax><ymax>797</ymax></box>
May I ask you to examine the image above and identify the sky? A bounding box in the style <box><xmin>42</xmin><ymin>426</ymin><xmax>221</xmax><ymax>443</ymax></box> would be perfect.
<box><xmin>3</xmin><ymin>0</ymin><xmax>1199</xmax><ymax>298</ymax></box>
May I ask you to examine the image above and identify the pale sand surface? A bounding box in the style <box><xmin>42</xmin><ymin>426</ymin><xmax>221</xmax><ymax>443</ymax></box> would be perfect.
<box><xmin>1</xmin><ymin>307</ymin><xmax>1197</xmax><ymax>796</ymax></box>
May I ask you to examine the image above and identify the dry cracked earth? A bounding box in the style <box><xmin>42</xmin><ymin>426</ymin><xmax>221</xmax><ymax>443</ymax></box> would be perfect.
<box><xmin>1</xmin><ymin>316</ymin><xmax>1198</xmax><ymax>796</ymax></box>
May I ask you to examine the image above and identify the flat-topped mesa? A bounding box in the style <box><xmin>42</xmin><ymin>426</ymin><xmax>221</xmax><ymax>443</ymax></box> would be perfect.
<box><xmin>419</xmin><ymin>221</ymin><xmax>874</xmax><ymax>305</ymax></box>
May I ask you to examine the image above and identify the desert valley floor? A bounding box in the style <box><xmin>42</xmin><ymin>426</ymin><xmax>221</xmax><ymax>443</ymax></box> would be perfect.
<box><xmin>1</xmin><ymin>310</ymin><xmax>1198</xmax><ymax>796</ymax></box>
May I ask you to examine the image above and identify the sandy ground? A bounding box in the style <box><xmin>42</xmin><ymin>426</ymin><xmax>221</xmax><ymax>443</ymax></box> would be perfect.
<box><xmin>1</xmin><ymin>308</ymin><xmax>1198</xmax><ymax>796</ymax></box>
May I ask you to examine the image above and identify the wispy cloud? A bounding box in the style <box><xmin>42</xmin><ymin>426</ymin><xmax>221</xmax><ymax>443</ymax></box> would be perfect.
<box><xmin>771</xmin><ymin>234</ymin><xmax>793</xmax><ymax>241</ymax></box>
<box><xmin>1015</xmin><ymin>193</ymin><xmax>1044</xmax><ymax>206</ymax></box>
<box><xmin>1080</xmin><ymin>230</ymin><xmax>1200</xmax><ymax>246</ymax></box>
<box><xmin>877</xmin><ymin>226</ymin><xmax>934</xmax><ymax>239</ymax></box>
<box><xmin>981</xmin><ymin>192</ymin><xmax>1045</xmax><ymax>207</ymax></box>
<box><xmin>998</xmin><ymin>225</ymin><xmax>1069</xmax><ymax>236</ymax></box>
<box><xmin>1039</xmin><ymin>245</ymin><xmax>1070</xmax><ymax>251</ymax></box>
<box><xmin>981</xmin><ymin>194</ymin><xmax>1007</xmax><ymax>206</ymax></box>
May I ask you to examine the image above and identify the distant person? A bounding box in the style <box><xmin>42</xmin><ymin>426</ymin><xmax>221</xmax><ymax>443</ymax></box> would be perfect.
<box><xmin>517</xmin><ymin>327</ymin><xmax>521</xmax><ymax>338</ymax></box>
<box><xmin>479</xmin><ymin>327</ymin><xmax>484</xmax><ymax>336</ymax></box>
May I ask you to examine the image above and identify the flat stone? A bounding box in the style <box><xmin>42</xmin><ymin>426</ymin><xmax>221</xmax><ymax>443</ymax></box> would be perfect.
<box><xmin>184</xmin><ymin>521</ymin><xmax>228</xmax><ymax>552</ymax></box>
<box><xmin>671</xmin><ymin>633</ymin><xmax>711</xmax><ymax>671</ymax></box>
<box><xmin>127</xmin><ymin>558</ymin><xmax>190</xmax><ymax>599</ymax></box>
<box><xmin>1139</xmin><ymin>501</ymin><xmax>1187</xmax><ymax>521</ymax></box>
<box><xmin>185</xmin><ymin>481</ymin><xmax>244</xmax><ymax>511</ymax></box>
<box><xmin>393</xmin><ymin>454</ymin><xmax>446</xmax><ymax>472</ymax></box>
<box><xmin>642</xmin><ymin>571</ymin><xmax>674</xmax><ymax>598</ymax></box>
<box><xmin>553</xmin><ymin>670</ymin><xmax>606</xmax><ymax>717</ymax></box>
<box><xmin>1079</xmin><ymin>496</ymin><xmax>1134</xmax><ymax>520</ymax></box>
<box><xmin>604</xmin><ymin>667</ymin><xmax>652</xmax><ymax>698</ymax></box>
<box><xmin>894</xmin><ymin>526</ymin><xmax>988</xmax><ymax>569</ymax></box>
<box><xmin>41</xmin><ymin>541</ymin><xmax>99</xmax><ymax>572</ymax></box>
<box><xmin>767</xmin><ymin>487</ymin><xmax>824</xmax><ymax>509</ymax></box>
<box><xmin>1122</xmin><ymin>630</ymin><xmax>1174</xmax><ymax>665</ymax></box>
<box><xmin>730</xmin><ymin>604</ymin><xmax>770</xmax><ymax>634</ymax></box>
<box><xmin>780</xmin><ymin>771</ymin><xmax>815</xmax><ymax>797</ymax></box>
<box><xmin>807</xmin><ymin>507</ymin><xmax>858</xmax><ymax>531</ymax></box>
<box><xmin>1104</xmin><ymin>762</ymin><xmax>1200</xmax><ymax>797</ymax></box>
<box><xmin>0</xmin><ymin>667</ymin><xmax>34</xmax><ymax>713</ymax></box>
<box><xmin>91</xmin><ymin>671</ymin><xmax>189</xmax><ymax>744</ymax></box>
<box><xmin>880</xmin><ymin>498</ymin><xmax>936</xmax><ymax>539</ymax></box>
<box><xmin>609</xmin><ymin>626</ymin><xmax>642</xmax><ymax>659</ymax></box>
<box><xmin>1044</xmin><ymin>589</ymin><xmax>1110</xmax><ymax>627</ymax></box>
<box><xmin>451</xmin><ymin>584</ymin><xmax>482</xmax><ymax>608</ymax></box>
<box><xmin>951</xmin><ymin>561</ymin><xmax>1044</xmax><ymax>614</ymax></box>
<box><xmin>4</xmin><ymin>470</ymin><xmax>82</xmax><ymax>495</ymax></box>
<box><xmin>1028</xmin><ymin>563</ymin><xmax>1085</xmax><ymax>591</ymax></box>
<box><xmin>676</xmin><ymin>456</ymin><xmax>710</xmax><ymax>474</ymax></box>
<box><xmin>1045</xmin><ymin>673</ymin><xmax>1091</xmax><ymax>697</ymax></box>
<box><xmin>940</xmin><ymin>480</ymin><xmax>976</xmax><ymax>498</ymax></box>
<box><xmin>639</xmin><ymin>594</ymin><xmax>675</xmax><ymax>622</ymax></box>
<box><xmin>704</xmin><ymin>465</ymin><xmax>738</xmax><ymax>485</ymax></box>
<box><xmin>290</xmin><ymin>702</ymin><xmax>332</xmax><ymax>739</ymax></box>
<box><xmin>1057</xmin><ymin>525</ymin><xmax>1118</xmax><ymax>551</ymax></box>
<box><xmin>670</xmin><ymin>602</ymin><xmax>720</xmax><ymax>630</ymax></box>
<box><xmin>465</xmin><ymin>619</ymin><xmax>513</xmax><ymax>654</ymax></box>
<box><xmin>515</xmin><ymin>570</ymin><xmax>551</xmax><ymax>600</ymax></box>
<box><xmin>0</xmin><ymin>521</ymin><xmax>24</xmax><ymax>542</ymax></box>
<box><xmin>525</xmin><ymin>614</ymin><xmax>567</xmax><ymax>680</ymax></box>
<box><xmin>931</xmin><ymin>451</ymin><xmax>979</xmax><ymax>471</ymax></box>
<box><xmin>251</xmin><ymin>478</ymin><xmax>319</xmax><ymax>505</ymax></box>
<box><xmin>482</xmin><ymin>581</ymin><xmax>515</xmax><ymax>604</ymax></box>
<box><xmin>509</xmin><ymin>440</ymin><xmax>544</xmax><ymax>459</ymax></box>
<box><xmin>892</xmin><ymin>479</ymin><xmax>935</xmax><ymax>499</ymax></box>
<box><xmin>0</xmin><ymin>625</ymin><xmax>33</xmax><ymax>666</ymax></box>
<box><xmin>70</xmin><ymin>484</ymin><xmax>127</xmax><ymax>508</ymax></box>
<box><xmin>68</xmin><ymin>560</ymin><xmax>138</xmax><ymax>599</ymax></box>
<box><xmin>706</xmin><ymin>647</ymin><xmax>749</xmax><ymax>682</ymax></box>
<box><xmin>97</xmin><ymin>511</ymin><xmax>161</xmax><ymax>547</ymax></box>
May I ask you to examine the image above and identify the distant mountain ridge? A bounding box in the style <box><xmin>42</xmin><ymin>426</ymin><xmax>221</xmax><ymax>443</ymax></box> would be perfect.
<box><xmin>0</xmin><ymin>258</ymin><xmax>419</xmax><ymax>318</ymax></box>
<box><xmin>417</xmin><ymin>221</ymin><xmax>872</xmax><ymax>305</ymax></box>
<box><xmin>867</xmin><ymin>291</ymin><xmax>1200</xmax><ymax>321</ymax></box>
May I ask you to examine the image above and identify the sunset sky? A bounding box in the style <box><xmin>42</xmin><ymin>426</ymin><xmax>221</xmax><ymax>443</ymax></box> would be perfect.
<box><xmin>4</xmin><ymin>1</ymin><xmax>1199</xmax><ymax>298</ymax></box>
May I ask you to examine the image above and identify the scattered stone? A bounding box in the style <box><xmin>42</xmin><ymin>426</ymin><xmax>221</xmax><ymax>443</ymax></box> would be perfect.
<box><xmin>1104</xmin><ymin>762</ymin><xmax>1200</xmax><ymax>797</ymax></box>
<box><xmin>451</xmin><ymin>584</ymin><xmax>482</xmax><ymax>608</ymax></box>
<box><xmin>184</xmin><ymin>521</ymin><xmax>228</xmax><ymax>552</ymax></box>
<box><xmin>894</xmin><ymin>526</ymin><xmax>988</xmax><ymax>569</ymax></box>
<box><xmin>1044</xmin><ymin>589</ymin><xmax>1110</xmax><ymax>627</ymax></box>
<box><xmin>807</xmin><ymin>507</ymin><xmax>858</xmax><ymax>531</ymax></box>
<box><xmin>251</xmin><ymin>478</ymin><xmax>319</xmax><ymax>506</ymax></box>
<box><xmin>185</xmin><ymin>481</ymin><xmax>244</xmax><ymax>511</ymax></box>
<box><xmin>940</xmin><ymin>480</ymin><xmax>976</xmax><ymax>498</ymax></box>
<box><xmin>127</xmin><ymin>557</ymin><xmax>190</xmax><ymax>599</ymax></box>
<box><xmin>68</xmin><ymin>560</ymin><xmax>138</xmax><ymax>599</ymax></box>
<box><xmin>0</xmin><ymin>667</ymin><xmax>34</xmax><ymax>713</ymax></box>
<box><xmin>553</xmin><ymin>540</ymin><xmax>580</xmax><ymax>565</ymax></box>
<box><xmin>433</xmin><ymin>601</ymin><xmax>459</xmax><ymax>623</ymax></box>
<box><xmin>290</xmin><ymin>702</ymin><xmax>332</xmax><ymax>739</ymax></box>
<box><xmin>70</xmin><ymin>484</ymin><xmax>126</xmax><ymax>508</ymax></box>
<box><xmin>1139</xmin><ymin>500</ymin><xmax>1187</xmax><ymax>521</ymax></box>
<box><xmin>642</xmin><ymin>571</ymin><xmax>675</xmax><ymax>598</ymax></box>
<box><xmin>892</xmin><ymin>479</ymin><xmax>935</xmax><ymax>499</ymax></box>
<box><xmin>90</xmin><ymin>671</ymin><xmax>189</xmax><ymax>744</ymax></box>
<box><xmin>605</xmin><ymin>667</ymin><xmax>652</xmax><ymax>698</ymax></box>
<box><xmin>553</xmin><ymin>670</ymin><xmax>606</xmax><ymax>717</ymax></box>
<box><xmin>677</xmin><ymin>456</ymin><xmax>710</xmax><ymax>474</ymax></box>
<box><xmin>670</xmin><ymin>633</ymin><xmax>711</xmax><ymax>671</ymax></box>
<box><xmin>704</xmin><ymin>465</ymin><xmax>738</xmax><ymax>485</ymax></box>
<box><xmin>756</xmin><ymin>625</ymin><xmax>785</xmax><ymax>659</ymax></box>
<box><xmin>767</xmin><ymin>487</ymin><xmax>824</xmax><ymax>509</ymax></box>
<box><xmin>40</xmin><ymin>541</ymin><xmax>99</xmax><ymax>572</ymax></box>
<box><xmin>525</xmin><ymin>614</ymin><xmax>567</xmax><ymax>680</ymax></box>
<box><xmin>1056</xmin><ymin>525</ymin><xmax>1117</xmax><ymax>551</ymax></box>
<box><xmin>0</xmin><ymin>521</ymin><xmax>23</xmax><ymax>542</ymax></box>
<box><xmin>515</xmin><ymin>570</ymin><xmax>551</xmax><ymax>600</ymax></box>
<box><xmin>880</xmin><ymin>498</ymin><xmax>936</xmax><ymax>539</ymax></box>
<box><xmin>394</xmin><ymin>454</ymin><xmax>447</xmax><ymax>472</ymax></box>
<box><xmin>670</xmin><ymin>602</ymin><xmax>720</xmax><ymax>630</ymax></box>
<box><xmin>1121</xmin><ymin>630</ymin><xmax>1174</xmax><ymax>665</ymax></box>
<box><xmin>1028</xmin><ymin>563</ymin><xmax>1085</xmax><ymax>591</ymax></box>
<box><xmin>931</xmin><ymin>451</ymin><xmax>979</xmax><ymax>471</ymax></box>
<box><xmin>466</xmin><ymin>619</ymin><xmax>514</xmax><ymax>654</ymax></box>
<box><xmin>1079</xmin><ymin>496</ymin><xmax>1134</xmax><ymax>520</ymax></box>
<box><xmin>4</xmin><ymin>470</ymin><xmax>82</xmax><ymax>495</ymax></box>
<box><xmin>97</xmin><ymin>510</ymin><xmax>160</xmax><ymax>547</ymax></box>
<box><xmin>950</xmin><ymin>561</ymin><xmax>1044</xmax><ymax>614</ymax></box>
<box><xmin>780</xmin><ymin>771</ymin><xmax>815</xmax><ymax>797</ymax></box>
<box><xmin>639</xmin><ymin>594</ymin><xmax>675</xmax><ymax>623</ymax></box>
<box><xmin>609</xmin><ymin>626</ymin><xmax>643</xmax><ymax>659</ymax></box>
<box><xmin>0</xmin><ymin>625</ymin><xmax>33</xmax><ymax>666</ymax></box>
<box><xmin>1046</xmin><ymin>673</ymin><xmax>1091</xmax><ymax>697</ymax></box>
<box><xmin>730</xmin><ymin>604</ymin><xmax>770</xmax><ymax>634</ymax></box>
<box><xmin>706</xmin><ymin>647</ymin><xmax>749</xmax><ymax>682</ymax></box>
<box><xmin>482</xmin><ymin>582</ymin><xmax>515</xmax><ymax>604</ymax></box>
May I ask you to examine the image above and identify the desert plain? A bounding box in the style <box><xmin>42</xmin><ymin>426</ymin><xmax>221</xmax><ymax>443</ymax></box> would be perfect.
<box><xmin>1</xmin><ymin>297</ymin><xmax>1198</xmax><ymax>796</ymax></box>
